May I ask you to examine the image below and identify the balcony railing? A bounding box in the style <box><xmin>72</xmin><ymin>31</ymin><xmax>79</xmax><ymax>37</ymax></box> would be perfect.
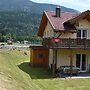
<box><xmin>43</xmin><ymin>38</ymin><xmax>90</xmax><ymax>49</ymax></box>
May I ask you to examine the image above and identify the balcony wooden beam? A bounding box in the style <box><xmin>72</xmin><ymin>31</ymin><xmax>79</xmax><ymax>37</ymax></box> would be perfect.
<box><xmin>43</xmin><ymin>38</ymin><xmax>90</xmax><ymax>49</ymax></box>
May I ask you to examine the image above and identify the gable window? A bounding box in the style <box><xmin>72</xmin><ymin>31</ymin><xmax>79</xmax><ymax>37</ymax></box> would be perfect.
<box><xmin>77</xmin><ymin>29</ymin><xmax>87</xmax><ymax>39</ymax></box>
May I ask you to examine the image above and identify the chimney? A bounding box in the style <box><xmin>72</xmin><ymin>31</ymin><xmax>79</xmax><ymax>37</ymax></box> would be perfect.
<box><xmin>55</xmin><ymin>6</ymin><xmax>61</xmax><ymax>17</ymax></box>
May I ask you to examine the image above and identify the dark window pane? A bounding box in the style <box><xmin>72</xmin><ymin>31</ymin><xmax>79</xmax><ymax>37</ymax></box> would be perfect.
<box><xmin>77</xmin><ymin>30</ymin><xmax>81</xmax><ymax>38</ymax></box>
<box><xmin>76</xmin><ymin>54</ymin><xmax>81</xmax><ymax>68</ymax></box>
<box><xmin>83</xmin><ymin>30</ymin><xmax>87</xmax><ymax>38</ymax></box>
<box><xmin>82</xmin><ymin>54</ymin><xmax>86</xmax><ymax>70</ymax></box>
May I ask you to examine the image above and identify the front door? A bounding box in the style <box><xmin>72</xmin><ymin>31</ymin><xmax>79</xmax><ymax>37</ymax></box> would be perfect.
<box><xmin>76</xmin><ymin>54</ymin><xmax>86</xmax><ymax>72</ymax></box>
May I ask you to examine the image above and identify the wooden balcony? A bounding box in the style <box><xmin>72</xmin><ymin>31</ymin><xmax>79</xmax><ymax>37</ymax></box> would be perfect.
<box><xmin>43</xmin><ymin>38</ymin><xmax>90</xmax><ymax>49</ymax></box>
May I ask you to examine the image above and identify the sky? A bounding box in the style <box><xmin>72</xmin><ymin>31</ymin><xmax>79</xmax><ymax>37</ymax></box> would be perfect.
<box><xmin>30</xmin><ymin>0</ymin><xmax>90</xmax><ymax>12</ymax></box>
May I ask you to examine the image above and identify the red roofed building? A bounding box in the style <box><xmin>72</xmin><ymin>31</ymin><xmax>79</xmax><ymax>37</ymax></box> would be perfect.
<box><xmin>32</xmin><ymin>7</ymin><xmax>90</xmax><ymax>77</ymax></box>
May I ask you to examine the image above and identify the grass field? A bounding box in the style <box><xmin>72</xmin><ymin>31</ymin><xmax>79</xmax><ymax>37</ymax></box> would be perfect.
<box><xmin>0</xmin><ymin>49</ymin><xmax>90</xmax><ymax>90</ymax></box>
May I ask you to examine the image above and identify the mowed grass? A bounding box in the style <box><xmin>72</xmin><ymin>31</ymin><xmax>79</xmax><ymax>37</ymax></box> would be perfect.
<box><xmin>0</xmin><ymin>49</ymin><xmax>90</xmax><ymax>90</ymax></box>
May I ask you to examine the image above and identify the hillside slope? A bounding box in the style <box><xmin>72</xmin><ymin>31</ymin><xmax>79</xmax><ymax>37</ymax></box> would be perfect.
<box><xmin>0</xmin><ymin>49</ymin><xmax>90</xmax><ymax>90</ymax></box>
<box><xmin>0</xmin><ymin>49</ymin><xmax>42</xmax><ymax>90</ymax></box>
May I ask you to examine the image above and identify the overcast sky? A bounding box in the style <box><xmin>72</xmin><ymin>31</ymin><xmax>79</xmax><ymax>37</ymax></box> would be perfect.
<box><xmin>31</xmin><ymin>0</ymin><xmax>90</xmax><ymax>12</ymax></box>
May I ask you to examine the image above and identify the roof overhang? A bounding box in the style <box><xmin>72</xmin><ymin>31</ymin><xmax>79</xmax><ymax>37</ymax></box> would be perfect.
<box><xmin>37</xmin><ymin>11</ymin><xmax>48</xmax><ymax>37</ymax></box>
<box><xmin>64</xmin><ymin>10</ymin><xmax>90</xmax><ymax>24</ymax></box>
<box><xmin>54</xmin><ymin>29</ymin><xmax>77</xmax><ymax>33</ymax></box>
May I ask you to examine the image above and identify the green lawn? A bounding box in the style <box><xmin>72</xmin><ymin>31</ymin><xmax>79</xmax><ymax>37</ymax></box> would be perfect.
<box><xmin>0</xmin><ymin>49</ymin><xmax>90</xmax><ymax>90</ymax></box>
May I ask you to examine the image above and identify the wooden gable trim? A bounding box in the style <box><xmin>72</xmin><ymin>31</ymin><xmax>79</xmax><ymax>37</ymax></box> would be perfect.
<box><xmin>38</xmin><ymin>11</ymin><xmax>56</xmax><ymax>37</ymax></box>
<box><xmin>38</xmin><ymin>11</ymin><xmax>48</xmax><ymax>37</ymax></box>
<box><xmin>45</xmin><ymin>11</ymin><xmax>55</xmax><ymax>30</ymax></box>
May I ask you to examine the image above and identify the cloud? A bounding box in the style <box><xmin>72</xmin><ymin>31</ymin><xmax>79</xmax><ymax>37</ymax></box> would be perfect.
<box><xmin>56</xmin><ymin>0</ymin><xmax>90</xmax><ymax>11</ymax></box>
<box><xmin>63</xmin><ymin>0</ymin><xmax>90</xmax><ymax>11</ymax></box>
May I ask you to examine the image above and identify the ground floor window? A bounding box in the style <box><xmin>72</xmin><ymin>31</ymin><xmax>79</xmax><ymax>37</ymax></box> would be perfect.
<box><xmin>76</xmin><ymin>54</ymin><xmax>86</xmax><ymax>71</ymax></box>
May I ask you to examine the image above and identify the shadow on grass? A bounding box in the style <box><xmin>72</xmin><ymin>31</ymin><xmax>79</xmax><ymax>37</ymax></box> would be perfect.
<box><xmin>18</xmin><ymin>62</ymin><xmax>52</xmax><ymax>79</ymax></box>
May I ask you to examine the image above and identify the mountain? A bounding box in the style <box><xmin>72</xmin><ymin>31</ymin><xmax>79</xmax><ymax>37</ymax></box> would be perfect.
<box><xmin>0</xmin><ymin>0</ymin><xmax>79</xmax><ymax>41</ymax></box>
<box><xmin>0</xmin><ymin>0</ymin><xmax>79</xmax><ymax>13</ymax></box>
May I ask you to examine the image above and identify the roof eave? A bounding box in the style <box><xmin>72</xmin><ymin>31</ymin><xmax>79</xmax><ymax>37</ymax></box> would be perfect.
<box><xmin>37</xmin><ymin>11</ymin><xmax>48</xmax><ymax>37</ymax></box>
<box><xmin>54</xmin><ymin>29</ymin><xmax>77</xmax><ymax>33</ymax></box>
<box><xmin>64</xmin><ymin>10</ymin><xmax>90</xmax><ymax>24</ymax></box>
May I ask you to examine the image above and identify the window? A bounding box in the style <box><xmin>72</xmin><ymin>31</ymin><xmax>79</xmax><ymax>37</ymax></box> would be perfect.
<box><xmin>38</xmin><ymin>54</ymin><xmax>44</xmax><ymax>59</ymax></box>
<box><xmin>77</xmin><ymin>29</ymin><xmax>87</xmax><ymax>39</ymax></box>
<box><xmin>76</xmin><ymin>54</ymin><xmax>86</xmax><ymax>71</ymax></box>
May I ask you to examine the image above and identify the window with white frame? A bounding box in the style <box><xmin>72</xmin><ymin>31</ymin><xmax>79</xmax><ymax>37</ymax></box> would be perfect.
<box><xmin>77</xmin><ymin>29</ymin><xmax>87</xmax><ymax>39</ymax></box>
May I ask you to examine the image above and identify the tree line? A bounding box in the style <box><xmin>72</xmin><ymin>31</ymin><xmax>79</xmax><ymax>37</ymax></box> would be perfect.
<box><xmin>0</xmin><ymin>11</ymin><xmax>42</xmax><ymax>43</ymax></box>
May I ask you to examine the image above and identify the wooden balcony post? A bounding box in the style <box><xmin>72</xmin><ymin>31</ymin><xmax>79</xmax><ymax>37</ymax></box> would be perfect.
<box><xmin>70</xmin><ymin>55</ymin><xmax>73</xmax><ymax>77</ymax></box>
<box><xmin>52</xmin><ymin>49</ymin><xmax>57</xmax><ymax>77</ymax></box>
<box><xmin>52</xmin><ymin>50</ymin><xmax>55</xmax><ymax>77</ymax></box>
<box><xmin>69</xmin><ymin>50</ymin><xmax>73</xmax><ymax>77</ymax></box>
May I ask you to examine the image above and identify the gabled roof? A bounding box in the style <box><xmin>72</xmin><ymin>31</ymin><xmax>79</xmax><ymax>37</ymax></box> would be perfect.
<box><xmin>38</xmin><ymin>11</ymin><xmax>77</xmax><ymax>37</ymax></box>
<box><xmin>38</xmin><ymin>10</ymin><xmax>90</xmax><ymax>37</ymax></box>
<box><xmin>45</xmin><ymin>11</ymin><xmax>77</xmax><ymax>31</ymax></box>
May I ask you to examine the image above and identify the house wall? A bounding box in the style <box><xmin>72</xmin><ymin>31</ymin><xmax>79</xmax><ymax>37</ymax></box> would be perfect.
<box><xmin>49</xmin><ymin>49</ymin><xmax>90</xmax><ymax>72</ymax></box>
<box><xmin>43</xmin><ymin>21</ymin><xmax>77</xmax><ymax>38</ymax></box>
<box><xmin>43</xmin><ymin>21</ymin><xmax>54</xmax><ymax>38</ymax></box>
<box><xmin>59</xmin><ymin>33</ymin><xmax>76</xmax><ymax>38</ymax></box>
<box><xmin>57</xmin><ymin>49</ymin><xmax>73</xmax><ymax>68</ymax></box>
<box><xmin>57</xmin><ymin>49</ymin><xmax>90</xmax><ymax>72</ymax></box>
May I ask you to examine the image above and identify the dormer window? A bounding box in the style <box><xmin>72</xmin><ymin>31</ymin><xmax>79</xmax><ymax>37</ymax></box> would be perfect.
<box><xmin>77</xmin><ymin>29</ymin><xmax>87</xmax><ymax>39</ymax></box>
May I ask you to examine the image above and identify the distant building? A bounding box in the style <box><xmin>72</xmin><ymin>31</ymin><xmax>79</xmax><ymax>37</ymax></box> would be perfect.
<box><xmin>7</xmin><ymin>40</ymin><xmax>13</xmax><ymax>45</ymax></box>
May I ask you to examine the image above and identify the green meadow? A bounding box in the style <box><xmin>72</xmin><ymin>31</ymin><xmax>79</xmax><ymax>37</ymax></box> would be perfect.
<box><xmin>0</xmin><ymin>49</ymin><xmax>90</xmax><ymax>90</ymax></box>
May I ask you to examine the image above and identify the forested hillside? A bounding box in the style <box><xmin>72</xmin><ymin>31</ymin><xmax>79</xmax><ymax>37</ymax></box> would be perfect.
<box><xmin>0</xmin><ymin>0</ymin><xmax>79</xmax><ymax>41</ymax></box>
<box><xmin>0</xmin><ymin>11</ymin><xmax>41</xmax><ymax>41</ymax></box>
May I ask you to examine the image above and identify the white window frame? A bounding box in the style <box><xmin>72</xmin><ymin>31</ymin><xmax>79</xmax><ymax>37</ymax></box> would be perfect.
<box><xmin>77</xmin><ymin>29</ymin><xmax>87</xmax><ymax>39</ymax></box>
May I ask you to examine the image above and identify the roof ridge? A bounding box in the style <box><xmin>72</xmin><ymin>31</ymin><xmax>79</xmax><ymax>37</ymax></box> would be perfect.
<box><xmin>44</xmin><ymin>10</ymin><xmax>77</xmax><ymax>14</ymax></box>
